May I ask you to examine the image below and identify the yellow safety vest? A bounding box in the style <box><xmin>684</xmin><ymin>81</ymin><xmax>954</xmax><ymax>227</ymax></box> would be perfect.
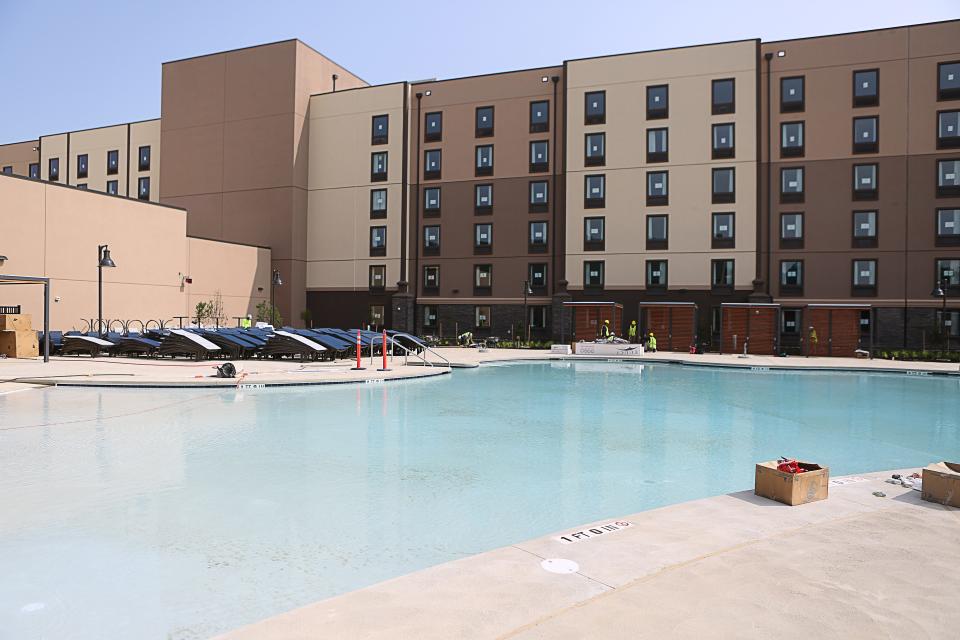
<box><xmin>628</xmin><ymin>323</ymin><xmax>637</xmax><ymax>337</ymax></box>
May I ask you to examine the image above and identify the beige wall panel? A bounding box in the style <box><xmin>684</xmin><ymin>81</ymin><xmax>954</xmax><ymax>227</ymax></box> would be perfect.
<box><xmin>0</xmin><ymin>176</ymin><xmax>46</xmax><ymax>275</ymax></box>
<box><xmin>39</xmin><ymin>134</ymin><xmax>66</xmax><ymax>181</ymax></box>
<box><xmin>222</xmin><ymin>113</ymin><xmax>296</xmax><ymax>191</ymax></box>
<box><xmin>68</xmin><ymin>124</ymin><xmax>129</xmax><ymax>193</ymax></box>
<box><xmin>186</xmin><ymin>239</ymin><xmax>270</xmax><ymax>319</ymax></box>
<box><xmin>764</xmin><ymin>30</ymin><xmax>907</xmax><ymax>72</ymax></box>
<box><xmin>160</xmin><ymin>53</ymin><xmax>227</xmax><ymax>131</ymax></box>
<box><xmin>0</xmin><ymin>140</ymin><xmax>39</xmax><ymax>177</ymax></box>
<box><xmin>220</xmin><ymin>187</ymin><xmax>294</xmax><ymax>258</ymax></box>
<box><xmin>907</xmin><ymin>21</ymin><xmax>960</xmax><ymax>58</ymax></box>
<box><xmin>159</xmin><ymin>124</ymin><xmax>224</xmax><ymax>198</ymax></box>
<box><xmin>223</xmin><ymin>41</ymin><xmax>297</xmax><ymax>121</ymax></box>
<box><xmin>295</xmin><ymin>41</ymin><xmax>368</xmax><ymax>116</ymax></box>
<box><xmin>128</xmin><ymin>119</ymin><xmax>161</xmax><ymax>201</ymax></box>
<box><xmin>306</xmin><ymin>260</ymin><xmax>356</xmax><ymax>290</ymax></box>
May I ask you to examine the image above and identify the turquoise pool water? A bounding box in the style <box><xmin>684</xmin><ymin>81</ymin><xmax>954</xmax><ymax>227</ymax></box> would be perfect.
<box><xmin>1</xmin><ymin>362</ymin><xmax>958</xmax><ymax>639</ymax></box>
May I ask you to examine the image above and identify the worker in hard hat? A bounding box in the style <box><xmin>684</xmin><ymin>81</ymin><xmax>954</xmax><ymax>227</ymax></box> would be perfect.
<box><xmin>628</xmin><ymin>320</ymin><xmax>638</xmax><ymax>343</ymax></box>
<box><xmin>647</xmin><ymin>332</ymin><xmax>658</xmax><ymax>352</ymax></box>
<box><xmin>600</xmin><ymin>318</ymin><xmax>612</xmax><ymax>340</ymax></box>
<box><xmin>240</xmin><ymin>314</ymin><xmax>252</xmax><ymax>329</ymax></box>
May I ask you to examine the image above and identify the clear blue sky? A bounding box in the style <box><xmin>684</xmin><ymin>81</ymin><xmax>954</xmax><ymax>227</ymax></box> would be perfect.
<box><xmin>0</xmin><ymin>0</ymin><xmax>956</xmax><ymax>142</ymax></box>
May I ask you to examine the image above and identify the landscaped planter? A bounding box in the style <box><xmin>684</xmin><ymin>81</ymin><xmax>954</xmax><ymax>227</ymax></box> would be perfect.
<box><xmin>755</xmin><ymin>460</ymin><xmax>829</xmax><ymax>506</ymax></box>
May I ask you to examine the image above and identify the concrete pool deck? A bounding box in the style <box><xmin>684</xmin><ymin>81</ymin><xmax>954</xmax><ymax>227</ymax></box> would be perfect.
<box><xmin>219</xmin><ymin>468</ymin><xmax>959</xmax><ymax>639</ymax></box>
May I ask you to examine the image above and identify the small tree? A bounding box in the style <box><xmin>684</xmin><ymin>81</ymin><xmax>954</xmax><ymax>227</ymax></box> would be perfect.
<box><xmin>300</xmin><ymin>308</ymin><xmax>313</xmax><ymax>328</ymax></box>
<box><xmin>210</xmin><ymin>290</ymin><xmax>225</xmax><ymax>327</ymax></box>
<box><xmin>255</xmin><ymin>301</ymin><xmax>282</xmax><ymax>326</ymax></box>
<box><xmin>195</xmin><ymin>301</ymin><xmax>214</xmax><ymax>326</ymax></box>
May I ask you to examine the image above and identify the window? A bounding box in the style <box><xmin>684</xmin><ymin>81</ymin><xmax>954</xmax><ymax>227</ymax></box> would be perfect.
<box><xmin>712</xmin><ymin>78</ymin><xmax>735</xmax><ymax>115</ymax></box>
<box><xmin>529</xmin><ymin>221</ymin><xmax>548</xmax><ymax>251</ymax></box>
<box><xmin>647</xmin><ymin>128</ymin><xmax>668</xmax><ymax>163</ymax></box>
<box><xmin>370</xmin><ymin>226</ymin><xmax>387</xmax><ymax>256</ymax></box>
<box><xmin>940</xmin><ymin>310</ymin><xmax>960</xmax><ymax>337</ymax></box>
<box><xmin>1</xmin><ymin>166</ymin><xmax>11</xmax><ymax>175</ymax></box>
<box><xmin>424</xmin><ymin>149</ymin><xmax>441</xmax><ymax>180</ymax></box>
<box><xmin>585</xmin><ymin>133</ymin><xmax>605</xmax><ymax>166</ymax></box>
<box><xmin>529</xmin><ymin>263</ymin><xmax>547</xmax><ymax>288</ymax></box>
<box><xmin>76</xmin><ymin>183</ymin><xmax>87</xmax><ymax>190</ymax></box>
<box><xmin>106</xmin><ymin>149</ymin><xmax>119</xmax><ymax>175</ymax></box>
<box><xmin>712</xmin><ymin>167</ymin><xmax>735</xmax><ymax>204</ymax></box>
<box><xmin>781</xmin><ymin>121</ymin><xmax>804</xmax><ymax>157</ymax></box>
<box><xmin>138</xmin><ymin>177</ymin><xmax>150</xmax><ymax>200</ymax></box>
<box><xmin>423</xmin><ymin>265</ymin><xmax>440</xmax><ymax>290</ymax></box>
<box><xmin>138</xmin><ymin>145</ymin><xmax>151</xmax><ymax>171</ymax></box>
<box><xmin>646</xmin><ymin>85</ymin><xmax>668</xmax><ymax>119</ymax></box>
<box><xmin>584</xmin><ymin>261</ymin><xmax>605</xmax><ymax>287</ymax></box>
<box><xmin>937</xmin><ymin>208</ymin><xmax>960</xmax><ymax>245</ymax></box>
<box><xmin>77</xmin><ymin>153</ymin><xmax>88</xmax><ymax>179</ymax></box>
<box><xmin>369</xmin><ymin>265</ymin><xmax>386</xmax><ymax>289</ymax></box>
<box><xmin>424</xmin><ymin>187</ymin><xmax>441</xmax><ymax>214</ymax></box>
<box><xmin>585</xmin><ymin>91</ymin><xmax>606</xmax><ymax>124</ymax></box>
<box><xmin>646</xmin><ymin>260</ymin><xmax>667</xmax><ymax>290</ymax></box>
<box><xmin>48</xmin><ymin>157</ymin><xmax>59</xmax><ymax>181</ymax></box>
<box><xmin>106</xmin><ymin>180</ymin><xmax>118</xmax><ymax>195</ymax></box>
<box><xmin>938</xmin><ymin>159</ymin><xmax>960</xmax><ymax>197</ymax></box>
<box><xmin>371</xmin><ymin>114</ymin><xmax>389</xmax><ymax>145</ymax></box>
<box><xmin>423</xmin><ymin>305</ymin><xmax>438</xmax><ymax>328</ymax></box>
<box><xmin>712</xmin><ymin>212</ymin><xmax>734</xmax><ymax>249</ymax></box>
<box><xmin>424</xmin><ymin>112</ymin><xmax>442</xmax><ymax>142</ymax></box>
<box><xmin>647</xmin><ymin>170</ymin><xmax>668</xmax><ymax>206</ymax></box>
<box><xmin>530</xmin><ymin>100</ymin><xmax>549</xmax><ymax>133</ymax></box>
<box><xmin>937</xmin><ymin>258</ymin><xmax>960</xmax><ymax>288</ymax></box>
<box><xmin>781</xmin><ymin>212</ymin><xmax>804</xmax><ymax>248</ymax></box>
<box><xmin>939</xmin><ymin>111</ymin><xmax>960</xmax><ymax>149</ymax></box>
<box><xmin>28</xmin><ymin>163</ymin><xmax>39</xmax><ymax>179</ymax></box>
<box><xmin>475</xmin><ymin>145</ymin><xmax>493</xmax><ymax>176</ymax></box>
<box><xmin>584</xmin><ymin>217</ymin><xmax>605</xmax><ymax>250</ymax></box>
<box><xmin>711</xmin><ymin>259</ymin><xmax>734</xmax><ymax>289</ymax></box>
<box><xmin>371</xmin><ymin>152</ymin><xmax>388</xmax><ymax>181</ymax></box>
<box><xmin>475</xmin><ymin>106</ymin><xmax>494</xmax><ymax>137</ymax></box>
<box><xmin>853</xmin><ymin>164</ymin><xmax>878</xmax><ymax>200</ymax></box>
<box><xmin>853</xmin><ymin>210</ymin><xmax>878</xmax><ymax>248</ymax></box>
<box><xmin>780</xmin><ymin>260</ymin><xmax>803</xmax><ymax>292</ymax></box>
<box><xmin>647</xmin><ymin>214</ymin><xmax>668</xmax><ymax>250</ymax></box>
<box><xmin>853</xmin><ymin>259</ymin><xmax>877</xmax><ymax>293</ymax></box>
<box><xmin>938</xmin><ymin>61</ymin><xmax>960</xmax><ymax>101</ymax></box>
<box><xmin>781</xmin><ymin>309</ymin><xmax>801</xmax><ymax>335</ymax></box>
<box><xmin>529</xmin><ymin>306</ymin><xmax>548</xmax><ymax>329</ymax></box>
<box><xmin>475</xmin><ymin>264</ymin><xmax>492</xmax><ymax>289</ymax></box>
<box><xmin>529</xmin><ymin>181</ymin><xmax>548</xmax><ymax>211</ymax></box>
<box><xmin>475</xmin><ymin>223</ymin><xmax>492</xmax><ymax>251</ymax></box>
<box><xmin>853</xmin><ymin>116</ymin><xmax>879</xmax><ymax>153</ymax></box>
<box><xmin>781</xmin><ymin>76</ymin><xmax>804</xmax><ymax>112</ymax></box>
<box><xmin>853</xmin><ymin>69</ymin><xmax>879</xmax><ymax>107</ymax></box>
<box><xmin>370</xmin><ymin>188</ymin><xmax>388</xmax><ymax>218</ymax></box>
<box><xmin>530</xmin><ymin>140</ymin><xmax>549</xmax><ymax>172</ymax></box>
<box><xmin>584</xmin><ymin>174</ymin><xmax>605</xmax><ymax>208</ymax></box>
<box><xmin>475</xmin><ymin>305</ymin><xmax>491</xmax><ymax>328</ymax></box>
<box><xmin>780</xmin><ymin>167</ymin><xmax>804</xmax><ymax>203</ymax></box>
<box><xmin>475</xmin><ymin>184</ymin><xmax>493</xmax><ymax>212</ymax></box>
<box><xmin>712</xmin><ymin>123</ymin><xmax>734</xmax><ymax>159</ymax></box>
<box><xmin>423</xmin><ymin>225</ymin><xmax>440</xmax><ymax>252</ymax></box>
<box><xmin>369</xmin><ymin>305</ymin><xmax>385</xmax><ymax>327</ymax></box>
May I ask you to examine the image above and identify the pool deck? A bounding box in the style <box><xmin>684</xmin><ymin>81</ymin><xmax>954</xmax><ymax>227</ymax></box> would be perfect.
<box><xmin>218</xmin><ymin>468</ymin><xmax>959</xmax><ymax>639</ymax></box>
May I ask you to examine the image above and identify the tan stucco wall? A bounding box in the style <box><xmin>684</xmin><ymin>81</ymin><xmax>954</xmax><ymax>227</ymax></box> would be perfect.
<box><xmin>306</xmin><ymin>83</ymin><xmax>406</xmax><ymax>291</ymax></box>
<box><xmin>565</xmin><ymin>40</ymin><xmax>758</xmax><ymax>290</ymax></box>
<box><xmin>0</xmin><ymin>175</ymin><xmax>269</xmax><ymax>331</ymax></box>
<box><xmin>0</xmin><ymin>140</ymin><xmax>39</xmax><ymax>177</ymax></box>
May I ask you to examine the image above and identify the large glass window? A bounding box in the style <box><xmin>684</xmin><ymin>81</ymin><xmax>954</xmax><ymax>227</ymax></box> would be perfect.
<box><xmin>369</xmin><ymin>265</ymin><xmax>386</xmax><ymax>289</ymax></box>
<box><xmin>530</xmin><ymin>141</ymin><xmax>549</xmax><ymax>172</ymax></box>
<box><xmin>712</xmin><ymin>167</ymin><xmax>735</xmax><ymax>204</ymax></box>
<box><xmin>371</xmin><ymin>114</ymin><xmax>388</xmax><ymax>145</ymax></box>
<box><xmin>530</xmin><ymin>100</ymin><xmax>549</xmax><ymax>133</ymax></box>
<box><xmin>529</xmin><ymin>221</ymin><xmax>548</xmax><ymax>247</ymax></box>
<box><xmin>780</xmin><ymin>260</ymin><xmax>803</xmax><ymax>288</ymax></box>
<box><xmin>853</xmin><ymin>69</ymin><xmax>879</xmax><ymax>107</ymax></box>
<box><xmin>76</xmin><ymin>153</ymin><xmax>88</xmax><ymax>179</ymax></box>
<box><xmin>423</xmin><ymin>225</ymin><xmax>440</xmax><ymax>250</ymax></box>
<box><xmin>854</xmin><ymin>163</ymin><xmax>878</xmax><ymax>199</ymax></box>
<box><xmin>939</xmin><ymin>111</ymin><xmax>960</xmax><ymax>149</ymax></box>
<box><xmin>937</xmin><ymin>208</ymin><xmax>960</xmax><ymax>243</ymax></box>
<box><xmin>475</xmin><ymin>223</ymin><xmax>492</xmax><ymax>248</ymax></box>
<box><xmin>475</xmin><ymin>145</ymin><xmax>493</xmax><ymax>176</ymax></box>
<box><xmin>646</xmin><ymin>260</ymin><xmax>667</xmax><ymax>289</ymax></box>
<box><xmin>853</xmin><ymin>259</ymin><xmax>877</xmax><ymax>289</ymax></box>
<box><xmin>712</xmin><ymin>78</ymin><xmax>735</xmax><ymax>114</ymax></box>
<box><xmin>475</xmin><ymin>106</ymin><xmax>494</xmax><ymax>137</ymax></box>
<box><xmin>107</xmin><ymin>149</ymin><xmax>119</xmax><ymax>175</ymax></box>
<box><xmin>585</xmin><ymin>174</ymin><xmax>605</xmax><ymax>207</ymax></box>
<box><xmin>853</xmin><ymin>116</ymin><xmax>879</xmax><ymax>153</ymax></box>
<box><xmin>712</xmin><ymin>212</ymin><xmax>734</xmax><ymax>248</ymax></box>
<box><xmin>711</xmin><ymin>259</ymin><xmax>735</xmax><ymax>288</ymax></box>
<box><xmin>424</xmin><ymin>112</ymin><xmax>442</xmax><ymax>142</ymax></box>
<box><xmin>371</xmin><ymin>152</ymin><xmax>388</xmax><ymax>181</ymax></box>
<box><xmin>647</xmin><ymin>128</ymin><xmax>668</xmax><ymax>163</ymax></box>
<box><xmin>371</xmin><ymin>189</ymin><xmax>387</xmax><ymax>218</ymax></box>
<box><xmin>138</xmin><ymin>145</ymin><xmax>151</xmax><ymax>171</ymax></box>
<box><xmin>370</xmin><ymin>226</ymin><xmax>386</xmax><ymax>254</ymax></box>
<box><xmin>530</xmin><ymin>181</ymin><xmax>548</xmax><ymax>209</ymax></box>
<box><xmin>585</xmin><ymin>133</ymin><xmax>605</xmax><ymax>166</ymax></box>
<box><xmin>424</xmin><ymin>149</ymin><xmax>441</xmax><ymax>179</ymax></box>
<box><xmin>781</xmin><ymin>167</ymin><xmax>804</xmax><ymax>202</ymax></box>
<box><xmin>712</xmin><ymin>123</ymin><xmax>734</xmax><ymax>159</ymax></box>
<box><xmin>781</xmin><ymin>76</ymin><xmax>804</xmax><ymax>112</ymax></box>
<box><xmin>584</xmin><ymin>217</ymin><xmax>605</xmax><ymax>248</ymax></box>
<box><xmin>584</xmin><ymin>261</ymin><xmax>604</xmax><ymax>287</ymax></box>
<box><xmin>647</xmin><ymin>170</ymin><xmax>668</xmax><ymax>206</ymax></box>
<box><xmin>585</xmin><ymin>91</ymin><xmax>606</xmax><ymax>124</ymax></box>
<box><xmin>529</xmin><ymin>263</ymin><xmax>547</xmax><ymax>288</ymax></box>
<box><xmin>647</xmin><ymin>214</ymin><xmax>668</xmax><ymax>250</ymax></box>
<box><xmin>646</xmin><ymin>85</ymin><xmax>668</xmax><ymax>119</ymax></box>
<box><xmin>781</xmin><ymin>121</ymin><xmax>804</xmax><ymax>157</ymax></box>
<box><xmin>475</xmin><ymin>265</ymin><xmax>492</xmax><ymax>289</ymax></box>
<box><xmin>938</xmin><ymin>61</ymin><xmax>960</xmax><ymax>101</ymax></box>
<box><xmin>938</xmin><ymin>159</ymin><xmax>960</xmax><ymax>196</ymax></box>
<box><xmin>424</xmin><ymin>187</ymin><xmax>440</xmax><ymax>213</ymax></box>
<box><xmin>475</xmin><ymin>184</ymin><xmax>492</xmax><ymax>211</ymax></box>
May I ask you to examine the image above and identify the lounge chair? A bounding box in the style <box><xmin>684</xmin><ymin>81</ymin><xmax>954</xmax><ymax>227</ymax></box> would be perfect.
<box><xmin>61</xmin><ymin>334</ymin><xmax>115</xmax><ymax>357</ymax></box>
<box><xmin>157</xmin><ymin>329</ymin><xmax>222</xmax><ymax>361</ymax></box>
<box><xmin>259</xmin><ymin>330</ymin><xmax>327</xmax><ymax>360</ymax></box>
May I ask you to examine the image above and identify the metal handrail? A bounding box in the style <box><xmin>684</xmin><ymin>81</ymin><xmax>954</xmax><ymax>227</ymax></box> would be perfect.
<box><xmin>398</xmin><ymin>334</ymin><xmax>451</xmax><ymax>367</ymax></box>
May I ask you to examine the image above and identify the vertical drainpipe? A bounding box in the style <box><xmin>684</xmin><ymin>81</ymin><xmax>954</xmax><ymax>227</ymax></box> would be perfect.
<box><xmin>413</xmin><ymin>92</ymin><xmax>423</xmax><ymax>333</ymax></box>
<box><xmin>550</xmin><ymin>74</ymin><xmax>559</xmax><ymax>297</ymax></box>
<box><xmin>902</xmin><ymin>28</ymin><xmax>911</xmax><ymax>349</ymax></box>
<box><xmin>764</xmin><ymin>51</ymin><xmax>773</xmax><ymax>299</ymax></box>
<box><xmin>400</xmin><ymin>83</ymin><xmax>410</xmax><ymax>285</ymax></box>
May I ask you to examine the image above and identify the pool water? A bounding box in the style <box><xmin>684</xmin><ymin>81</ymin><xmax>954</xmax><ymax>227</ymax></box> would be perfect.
<box><xmin>1</xmin><ymin>362</ymin><xmax>958</xmax><ymax>639</ymax></box>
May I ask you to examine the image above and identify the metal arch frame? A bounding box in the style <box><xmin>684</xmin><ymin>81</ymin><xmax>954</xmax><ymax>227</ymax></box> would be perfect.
<box><xmin>0</xmin><ymin>274</ymin><xmax>51</xmax><ymax>362</ymax></box>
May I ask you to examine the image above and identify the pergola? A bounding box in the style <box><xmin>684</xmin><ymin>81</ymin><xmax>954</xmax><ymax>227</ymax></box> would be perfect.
<box><xmin>0</xmin><ymin>274</ymin><xmax>51</xmax><ymax>362</ymax></box>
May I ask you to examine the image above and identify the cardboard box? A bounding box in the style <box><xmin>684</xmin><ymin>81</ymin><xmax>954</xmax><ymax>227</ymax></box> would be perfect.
<box><xmin>755</xmin><ymin>460</ymin><xmax>829</xmax><ymax>506</ymax></box>
<box><xmin>0</xmin><ymin>314</ymin><xmax>32</xmax><ymax>331</ymax></box>
<box><xmin>921</xmin><ymin>462</ymin><xmax>960</xmax><ymax>508</ymax></box>
<box><xmin>0</xmin><ymin>330</ymin><xmax>39</xmax><ymax>358</ymax></box>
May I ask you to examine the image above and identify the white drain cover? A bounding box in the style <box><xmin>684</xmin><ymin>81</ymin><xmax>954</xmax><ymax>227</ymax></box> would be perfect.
<box><xmin>21</xmin><ymin>602</ymin><xmax>45</xmax><ymax>613</ymax></box>
<box><xmin>541</xmin><ymin>558</ymin><xmax>579</xmax><ymax>574</ymax></box>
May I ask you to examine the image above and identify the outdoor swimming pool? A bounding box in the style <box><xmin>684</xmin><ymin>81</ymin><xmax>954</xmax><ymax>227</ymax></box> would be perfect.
<box><xmin>1</xmin><ymin>361</ymin><xmax>958</xmax><ymax>639</ymax></box>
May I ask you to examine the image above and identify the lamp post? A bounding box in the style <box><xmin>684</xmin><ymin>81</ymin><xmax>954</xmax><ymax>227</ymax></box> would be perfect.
<box><xmin>931</xmin><ymin>276</ymin><xmax>949</xmax><ymax>349</ymax></box>
<box><xmin>271</xmin><ymin>269</ymin><xmax>283</xmax><ymax>327</ymax></box>
<box><xmin>97</xmin><ymin>245</ymin><xmax>116</xmax><ymax>336</ymax></box>
<box><xmin>523</xmin><ymin>280</ymin><xmax>533</xmax><ymax>347</ymax></box>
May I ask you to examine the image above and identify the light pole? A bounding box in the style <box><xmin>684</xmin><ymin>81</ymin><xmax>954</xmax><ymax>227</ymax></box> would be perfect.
<box><xmin>97</xmin><ymin>245</ymin><xmax>116</xmax><ymax>336</ymax></box>
<box><xmin>931</xmin><ymin>276</ymin><xmax>949</xmax><ymax>349</ymax></box>
<box><xmin>523</xmin><ymin>280</ymin><xmax>532</xmax><ymax>347</ymax></box>
<box><xmin>271</xmin><ymin>269</ymin><xmax>283</xmax><ymax>326</ymax></box>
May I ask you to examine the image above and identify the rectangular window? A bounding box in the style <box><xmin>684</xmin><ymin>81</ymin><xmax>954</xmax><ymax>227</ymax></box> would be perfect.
<box><xmin>781</xmin><ymin>212</ymin><xmax>804</xmax><ymax>248</ymax></box>
<box><xmin>76</xmin><ymin>183</ymin><xmax>87</xmax><ymax>190</ymax></box>
<box><xmin>369</xmin><ymin>265</ymin><xmax>386</xmax><ymax>289</ymax></box>
<box><xmin>371</xmin><ymin>114</ymin><xmax>389</xmax><ymax>145</ymax></box>
<box><xmin>529</xmin><ymin>221</ymin><xmax>548</xmax><ymax>251</ymax></box>
<box><xmin>780</xmin><ymin>260</ymin><xmax>803</xmax><ymax>293</ymax></box>
<box><xmin>530</xmin><ymin>100</ymin><xmax>549</xmax><ymax>133</ymax></box>
<box><xmin>424</xmin><ymin>112</ymin><xmax>442</xmax><ymax>142</ymax></box>
<box><xmin>646</xmin><ymin>128</ymin><xmax>668</xmax><ymax>163</ymax></box>
<box><xmin>937</xmin><ymin>208</ymin><xmax>960</xmax><ymax>245</ymax></box>
<box><xmin>585</xmin><ymin>133</ymin><xmax>605</xmax><ymax>166</ymax></box>
<box><xmin>712</xmin><ymin>212</ymin><xmax>735</xmax><ymax>249</ymax></box>
<box><xmin>854</xmin><ymin>163</ymin><xmax>878</xmax><ymax>200</ymax></box>
<box><xmin>939</xmin><ymin>111</ymin><xmax>960</xmax><ymax>149</ymax></box>
<box><xmin>106</xmin><ymin>149</ymin><xmax>119</xmax><ymax>175</ymax></box>
<box><xmin>369</xmin><ymin>305</ymin><xmax>385</xmax><ymax>327</ymax></box>
<box><xmin>138</xmin><ymin>145</ymin><xmax>151</xmax><ymax>171</ymax></box>
<box><xmin>138</xmin><ymin>176</ymin><xmax>150</xmax><ymax>200</ymax></box>
<box><xmin>529</xmin><ymin>181</ymin><xmax>548</xmax><ymax>211</ymax></box>
<box><xmin>711</xmin><ymin>259</ymin><xmax>734</xmax><ymax>289</ymax></box>
<box><xmin>781</xmin><ymin>309</ymin><xmax>802</xmax><ymax>335</ymax></box>
<box><xmin>712</xmin><ymin>123</ymin><xmax>735</xmax><ymax>159</ymax></box>
<box><xmin>584</xmin><ymin>216</ymin><xmax>605</xmax><ymax>250</ymax></box>
<box><xmin>475</xmin><ymin>106</ymin><xmax>494</xmax><ymax>137</ymax></box>
<box><xmin>370</xmin><ymin>226</ymin><xmax>387</xmax><ymax>256</ymax></box>
<box><xmin>475</xmin><ymin>184</ymin><xmax>492</xmax><ymax>212</ymax></box>
<box><xmin>712</xmin><ymin>167</ymin><xmax>735</xmax><ymax>204</ymax></box>
<box><xmin>475</xmin><ymin>223</ymin><xmax>492</xmax><ymax>251</ymax></box>
<box><xmin>530</xmin><ymin>140</ymin><xmax>549</xmax><ymax>172</ymax></box>
<box><xmin>423</xmin><ymin>225</ymin><xmax>440</xmax><ymax>252</ymax></box>
<box><xmin>853</xmin><ymin>259</ymin><xmax>877</xmax><ymax>293</ymax></box>
<box><xmin>475</xmin><ymin>145</ymin><xmax>493</xmax><ymax>176</ymax></box>
<box><xmin>370</xmin><ymin>188</ymin><xmax>388</xmax><ymax>218</ymax></box>
<box><xmin>424</xmin><ymin>149</ymin><xmax>441</xmax><ymax>180</ymax></box>
<box><xmin>938</xmin><ymin>61</ymin><xmax>960</xmax><ymax>101</ymax></box>
<box><xmin>529</xmin><ymin>306</ymin><xmax>548</xmax><ymax>329</ymax></box>
<box><xmin>424</xmin><ymin>187</ymin><xmax>441</xmax><ymax>214</ymax></box>
<box><xmin>646</xmin><ymin>260</ymin><xmax>667</xmax><ymax>290</ymax></box>
<box><xmin>584</xmin><ymin>174</ymin><xmax>605</xmax><ymax>208</ymax></box>
<box><xmin>371</xmin><ymin>152</ymin><xmax>388</xmax><ymax>181</ymax></box>
<box><xmin>646</xmin><ymin>85</ymin><xmax>668</xmax><ymax>119</ymax></box>
<box><xmin>780</xmin><ymin>167</ymin><xmax>804</xmax><ymax>203</ymax></box>
<box><xmin>940</xmin><ymin>310</ymin><xmax>960</xmax><ymax>337</ymax></box>
<box><xmin>529</xmin><ymin>263</ymin><xmax>547</xmax><ymax>288</ymax></box>
<box><xmin>938</xmin><ymin>159</ymin><xmax>960</xmax><ymax>197</ymax></box>
<box><xmin>76</xmin><ymin>153</ymin><xmax>88</xmax><ymax>179</ymax></box>
<box><xmin>423</xmin><ymin>305</ymin><xmax>438</xmax><ymax>328</ymax></box>
<box><xmin>475</xmin><ymin>305</ymin><xmax>491</xmax><ymax>328</ymax></box>
<box><xmin>853</xmin><ymin>116</ymin><xmax>879</xmax><ymax>153</ymax></box>
<box><xmin>781</xmin><ymin>121</ymin><xmax>804</xmax><ymax>157</ymax></box>
<box><xmin>647</xmin><ymin>214</ymin><xmax>668</xmax><ymax>250</ymax></box>
<box><xmin>29</xmin><ymin>163</ymin><xmax>39</xmax><ymax>179</ymax></box>
<box><xmin>781</xmin><ymin>76</ymin><xmax>804</xmax><ymax>112</ymax></box>
<box><xmin>48</xmin><ymin>157</ymin><xmax>59</xmax><ymax>181</ymax></box>
<box><xmin>1</xmin><ymin>166</ymin><xmax>11</xmax><ymax>175</ymax></box>
<box><xmin>423</xmin><ymin>265</ymin><xmax>440</xmax><ymax>290</ymax></box>
<box><xmin>584</xmin><ymin>261</ymin><xmax>605</xmax><ymax>288</ymax></box>
<box><xmin>853</xmin><ymin>69</ymin><xmax>879</xmax><ymax>107</ymax></box>
<box><xmin>853</xmin><ymin>210</ymin><xmax>878</xmax><ymax>248</ymax></box>
<box><xmin>106</xmin><ymin>180</ymin><xmax>118</xmax><ymax>195</ymax></box>
<box><xmin>585</xmin><ymin>91</ymin><xmax>606</xmax><ymax>124</ymax></box>
<box><xmin>712</xmin><ymin>78</ymin><xmax>735</xmax><ymax>115</ymax></box>
<box><xmin>475</xmin><ymin>265</ymin><xmax>492</xmax><ymax>289</ymax></box>
<box><xmin>647</xmin><ymin>170</ymin><xmax>668</xmax><ymax>206</ymax></box>
<box><xmin>937</xmin><ymin>258</ymin><xmax>960</xmax><ymax>288</ymax></box>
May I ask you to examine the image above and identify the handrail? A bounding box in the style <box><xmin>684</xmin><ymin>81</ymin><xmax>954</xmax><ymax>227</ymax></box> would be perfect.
<box><xmin>396</xmin><ymin>333</ymin><xmax>450</xmax><ymax>368</ymax></box>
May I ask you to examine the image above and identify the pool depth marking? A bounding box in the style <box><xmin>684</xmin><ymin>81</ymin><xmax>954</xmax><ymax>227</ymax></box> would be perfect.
<box><xmin>556</xmin><ymin>521</ymin><xmax>633</xmax><ymax>544</ymax></box>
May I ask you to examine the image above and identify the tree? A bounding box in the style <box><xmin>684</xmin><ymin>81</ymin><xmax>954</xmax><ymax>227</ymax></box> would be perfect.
<box><xmin>255</xmin><ymin>300</ymin><xmax>282</xmax><ymax>326</ymax></box>
<box><xmin>195</xmin><ymin>301</ymin><xmax>214</xmax><ymax>326</ymax></box>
